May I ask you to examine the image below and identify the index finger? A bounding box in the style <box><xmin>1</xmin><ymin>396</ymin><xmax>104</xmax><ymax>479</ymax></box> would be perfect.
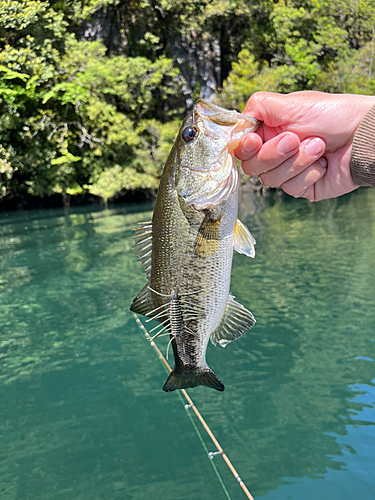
<box><xmin>235</xmin><ymin>133</ymin><xmax>263</xmax><ymax>161</ymax></box>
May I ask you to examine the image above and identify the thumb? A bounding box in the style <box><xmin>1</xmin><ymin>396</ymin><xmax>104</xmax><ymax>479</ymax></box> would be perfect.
<box><xmin>243</xmin><ymin>92</ymin><xmax>291</xmax><ymax>128</ymax></box>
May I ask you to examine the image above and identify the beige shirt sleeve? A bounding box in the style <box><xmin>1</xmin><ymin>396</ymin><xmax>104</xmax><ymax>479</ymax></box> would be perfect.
<box><xmin>350</xmin><ymin>104</ymin><xmax>375</xmax><ymax>187</ymax></box>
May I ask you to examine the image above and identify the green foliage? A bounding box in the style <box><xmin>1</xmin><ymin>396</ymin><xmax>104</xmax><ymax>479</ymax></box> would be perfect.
<box><xmin>0</xmin><ymin>0</ymin><xmax>72</xmax><ymax>197</ymax></box>
<box><xmin>0</xmin><ymin>0</ymin><xmax>375</xmax><ymax>203</ymax></box>
<box><xmin>89</xmin><ymin>166</ymin><xmax>158</xmax><ymax>202</ymax></box>
<box><xmin>89</xmin><ymin>120</ymin><xmax>179</xmax><ymax>201</ymax></box>
<box><xmin>219</xmin><ymin>50</ymin><xmax>273</xmax><ymax>110</ymax></box>
<box><xmin>0</xmin><ymin>3</ymin><xmax>184</xmax><ymax>201</ymax></box>
<box><xmin>315</xmin><ymin>42</ymin><xmax>375</xmax><ymax>94</ymax></box>
<box><xmin>220</xmin><ymin>0</ymin><xmax>375</xmax><ymax>108</ymax></box>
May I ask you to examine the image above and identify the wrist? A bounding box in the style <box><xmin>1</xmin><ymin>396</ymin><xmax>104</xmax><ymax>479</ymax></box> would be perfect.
<box><xmin>350</xmin><ymin>103</ymin><xmax>375</xmax><ymax>188</ymax></box>
<box><xmin>343</xmin><ymin>95</ymin><xmax>375</xmax><ymax>140</ymax></box>
<box><xmin>351</xmin><ymin>95</ymin><xmax>375</xmax><ymax>130</ymax></box>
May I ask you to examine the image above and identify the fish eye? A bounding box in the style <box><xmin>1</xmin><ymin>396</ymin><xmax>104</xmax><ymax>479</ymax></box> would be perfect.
<box><xmin>182</xmin><ymin>126</ymin><xmax>198</xmax><ymax>142</ymax></box>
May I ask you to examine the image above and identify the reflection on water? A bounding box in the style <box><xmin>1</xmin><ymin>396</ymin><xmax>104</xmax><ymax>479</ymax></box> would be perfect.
<box><xmin>0</xmin><ymin>191</ymin><xmax>374</xmax><ymax>500</ymax></box>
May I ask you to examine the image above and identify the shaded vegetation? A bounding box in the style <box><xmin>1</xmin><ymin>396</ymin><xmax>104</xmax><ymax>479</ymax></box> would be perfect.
<box><xmin>1</xmin><ymin>0</ymin><xmax>375</xmax><ymax>204</ymax></box>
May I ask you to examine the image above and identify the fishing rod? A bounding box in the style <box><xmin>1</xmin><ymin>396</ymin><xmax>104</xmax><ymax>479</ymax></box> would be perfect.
<box><xmin>133</xmin><ymin>314</ymin><xmax>255</xmax><ymax>500</ymax></box>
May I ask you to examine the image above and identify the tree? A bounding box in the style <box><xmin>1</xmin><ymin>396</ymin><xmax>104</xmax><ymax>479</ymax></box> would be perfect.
<box><xmin>1</xmin><ymin>0</ymin><xmax>375</xmax><ymax>204</ymax></box>
<box><xmin>0</xmin><ymin>2</ymin><xmax>184</xmax><ymax>201</ymax></box>
<box><xmin>0</xmin><ymin>0</ymin><xmax>72</xmax><ymax>197</ymax></box>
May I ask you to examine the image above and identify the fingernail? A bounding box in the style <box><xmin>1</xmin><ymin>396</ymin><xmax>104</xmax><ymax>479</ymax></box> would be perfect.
<box><xmin>242</xmin><ymin>136</ymin><xmax>259</xmax><ymax>154</ymax></box>
<box><xmin>305</xmin><ymin>138</ymin><xmax>325</xmax><ymax>157</ymax></box>
<box><xmin>277</xmin><ymin>135</ymin><xmax>299</xmax><ymax>155</ymax></box>
<box><xmin>318</xmin><ymin>156</ymin><xmax>327</xmax><ymax>168</ymax></box>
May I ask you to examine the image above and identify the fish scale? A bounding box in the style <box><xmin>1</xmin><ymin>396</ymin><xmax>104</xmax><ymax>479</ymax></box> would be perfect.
<box><xmin>131</xmin><ymin>100</ymin><xmax>260</xmax><ymax>392</ymax></box>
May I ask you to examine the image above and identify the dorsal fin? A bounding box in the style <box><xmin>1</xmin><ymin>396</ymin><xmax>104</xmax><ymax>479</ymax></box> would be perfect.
<box><xmin>233</xmin><ymin>218</ymin><xmax>256</xmax><ymax>258</ymax></box>
<box><xmin>132</xmin><ymin>221</ymin><xmax>153</xmax><ymax>278</ymax></box>
<box><xmin>210</xmin><ymin>294</ymin><xmax>256</xmax><ymax>347</ymax></box>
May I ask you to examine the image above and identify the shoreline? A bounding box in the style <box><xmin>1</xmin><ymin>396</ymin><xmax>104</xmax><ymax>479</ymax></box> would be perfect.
<box><xmin>0</xmin><ymin>189</ymin><xmax>156</xmax><ymax>212</ymax></box>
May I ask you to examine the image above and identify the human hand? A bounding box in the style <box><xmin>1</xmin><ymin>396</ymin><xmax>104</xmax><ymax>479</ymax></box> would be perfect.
<box><xmin>236</xmin><ymin>91</ymin><xmax>375</xmax><ymax>201</ymax></box>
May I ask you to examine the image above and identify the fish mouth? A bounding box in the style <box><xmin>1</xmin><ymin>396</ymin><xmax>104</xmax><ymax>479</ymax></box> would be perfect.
<box><xmin>176</xmin><ymin>100</ymin><xmax>261</xmax><ymax>210</ymax></box>
<box><xmin>194</xmin><ymin>99</ymin><xmax>261</xmax><ymax>151</ymax></box>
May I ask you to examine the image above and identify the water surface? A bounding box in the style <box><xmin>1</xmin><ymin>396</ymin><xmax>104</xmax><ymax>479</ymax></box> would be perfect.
<box><xmin>0</xmin><ymin>189</ymin><xmax>374</xmax><ymax>499</ymax></box>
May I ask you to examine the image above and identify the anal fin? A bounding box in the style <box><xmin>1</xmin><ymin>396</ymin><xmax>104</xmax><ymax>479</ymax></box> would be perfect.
<box><xmin>233</xmin><ymin>218</ymin><xmax>256</xmax><ymax>258</ymax></box>
<box><xmin>130</xmin><ymin>284</ymin><xmax>155</xmax><ymax>317</ymax></box>
<box><xmin>211</xmin><ymin>294</ymin><xmax>256</xmax><ymax>347</ymax></box>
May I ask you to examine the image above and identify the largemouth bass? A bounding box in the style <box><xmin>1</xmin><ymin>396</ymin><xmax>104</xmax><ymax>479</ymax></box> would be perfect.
<box><xmin>130</xmin><ymin>100</ymin><xmax>260</xmax><ymax>392</ymax></box>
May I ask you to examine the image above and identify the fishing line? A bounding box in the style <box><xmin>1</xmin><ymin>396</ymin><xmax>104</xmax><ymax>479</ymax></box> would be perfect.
<box><xmin>180</xmin><ymin>392</ymin><xmax>232</xmax><ymax>500</ymax></box>
<box><xmin>133</xmin><ymin>314</ymin><xmax>255</xmax><ymax>500</ymax></box>
<box><xmin>134</xmin><ymin>315</ymin><xmax>232</xmax><ymax>499</ymax></box>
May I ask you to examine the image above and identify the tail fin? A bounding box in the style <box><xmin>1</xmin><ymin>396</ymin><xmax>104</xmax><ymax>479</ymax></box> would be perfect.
<box><xmin>163</xmin><ymin>368</ymin><xmax>224</xmax><ymax>392</ymax></box>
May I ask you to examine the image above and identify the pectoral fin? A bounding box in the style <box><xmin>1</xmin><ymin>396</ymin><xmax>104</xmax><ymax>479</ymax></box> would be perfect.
<box><xmin>233</xmin><ymin>218</ymin><xmax>256</xmax><ymax>258</ymax></box>
<box><xmin>210</xmin><ymin>294</ymin><xmax>256</xmax><ymax>347</ymax></box>
<box><xmin>195</xmin><ymin>215</ymin><xmax>221</xmax><ymax>257</ymax></box>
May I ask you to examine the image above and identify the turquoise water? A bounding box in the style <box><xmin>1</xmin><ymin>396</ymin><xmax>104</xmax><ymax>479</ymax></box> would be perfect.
<box><xmin>0</xmin><ymin>189</ymin><xmax>374</xmax><ymax>500</ymax></box>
